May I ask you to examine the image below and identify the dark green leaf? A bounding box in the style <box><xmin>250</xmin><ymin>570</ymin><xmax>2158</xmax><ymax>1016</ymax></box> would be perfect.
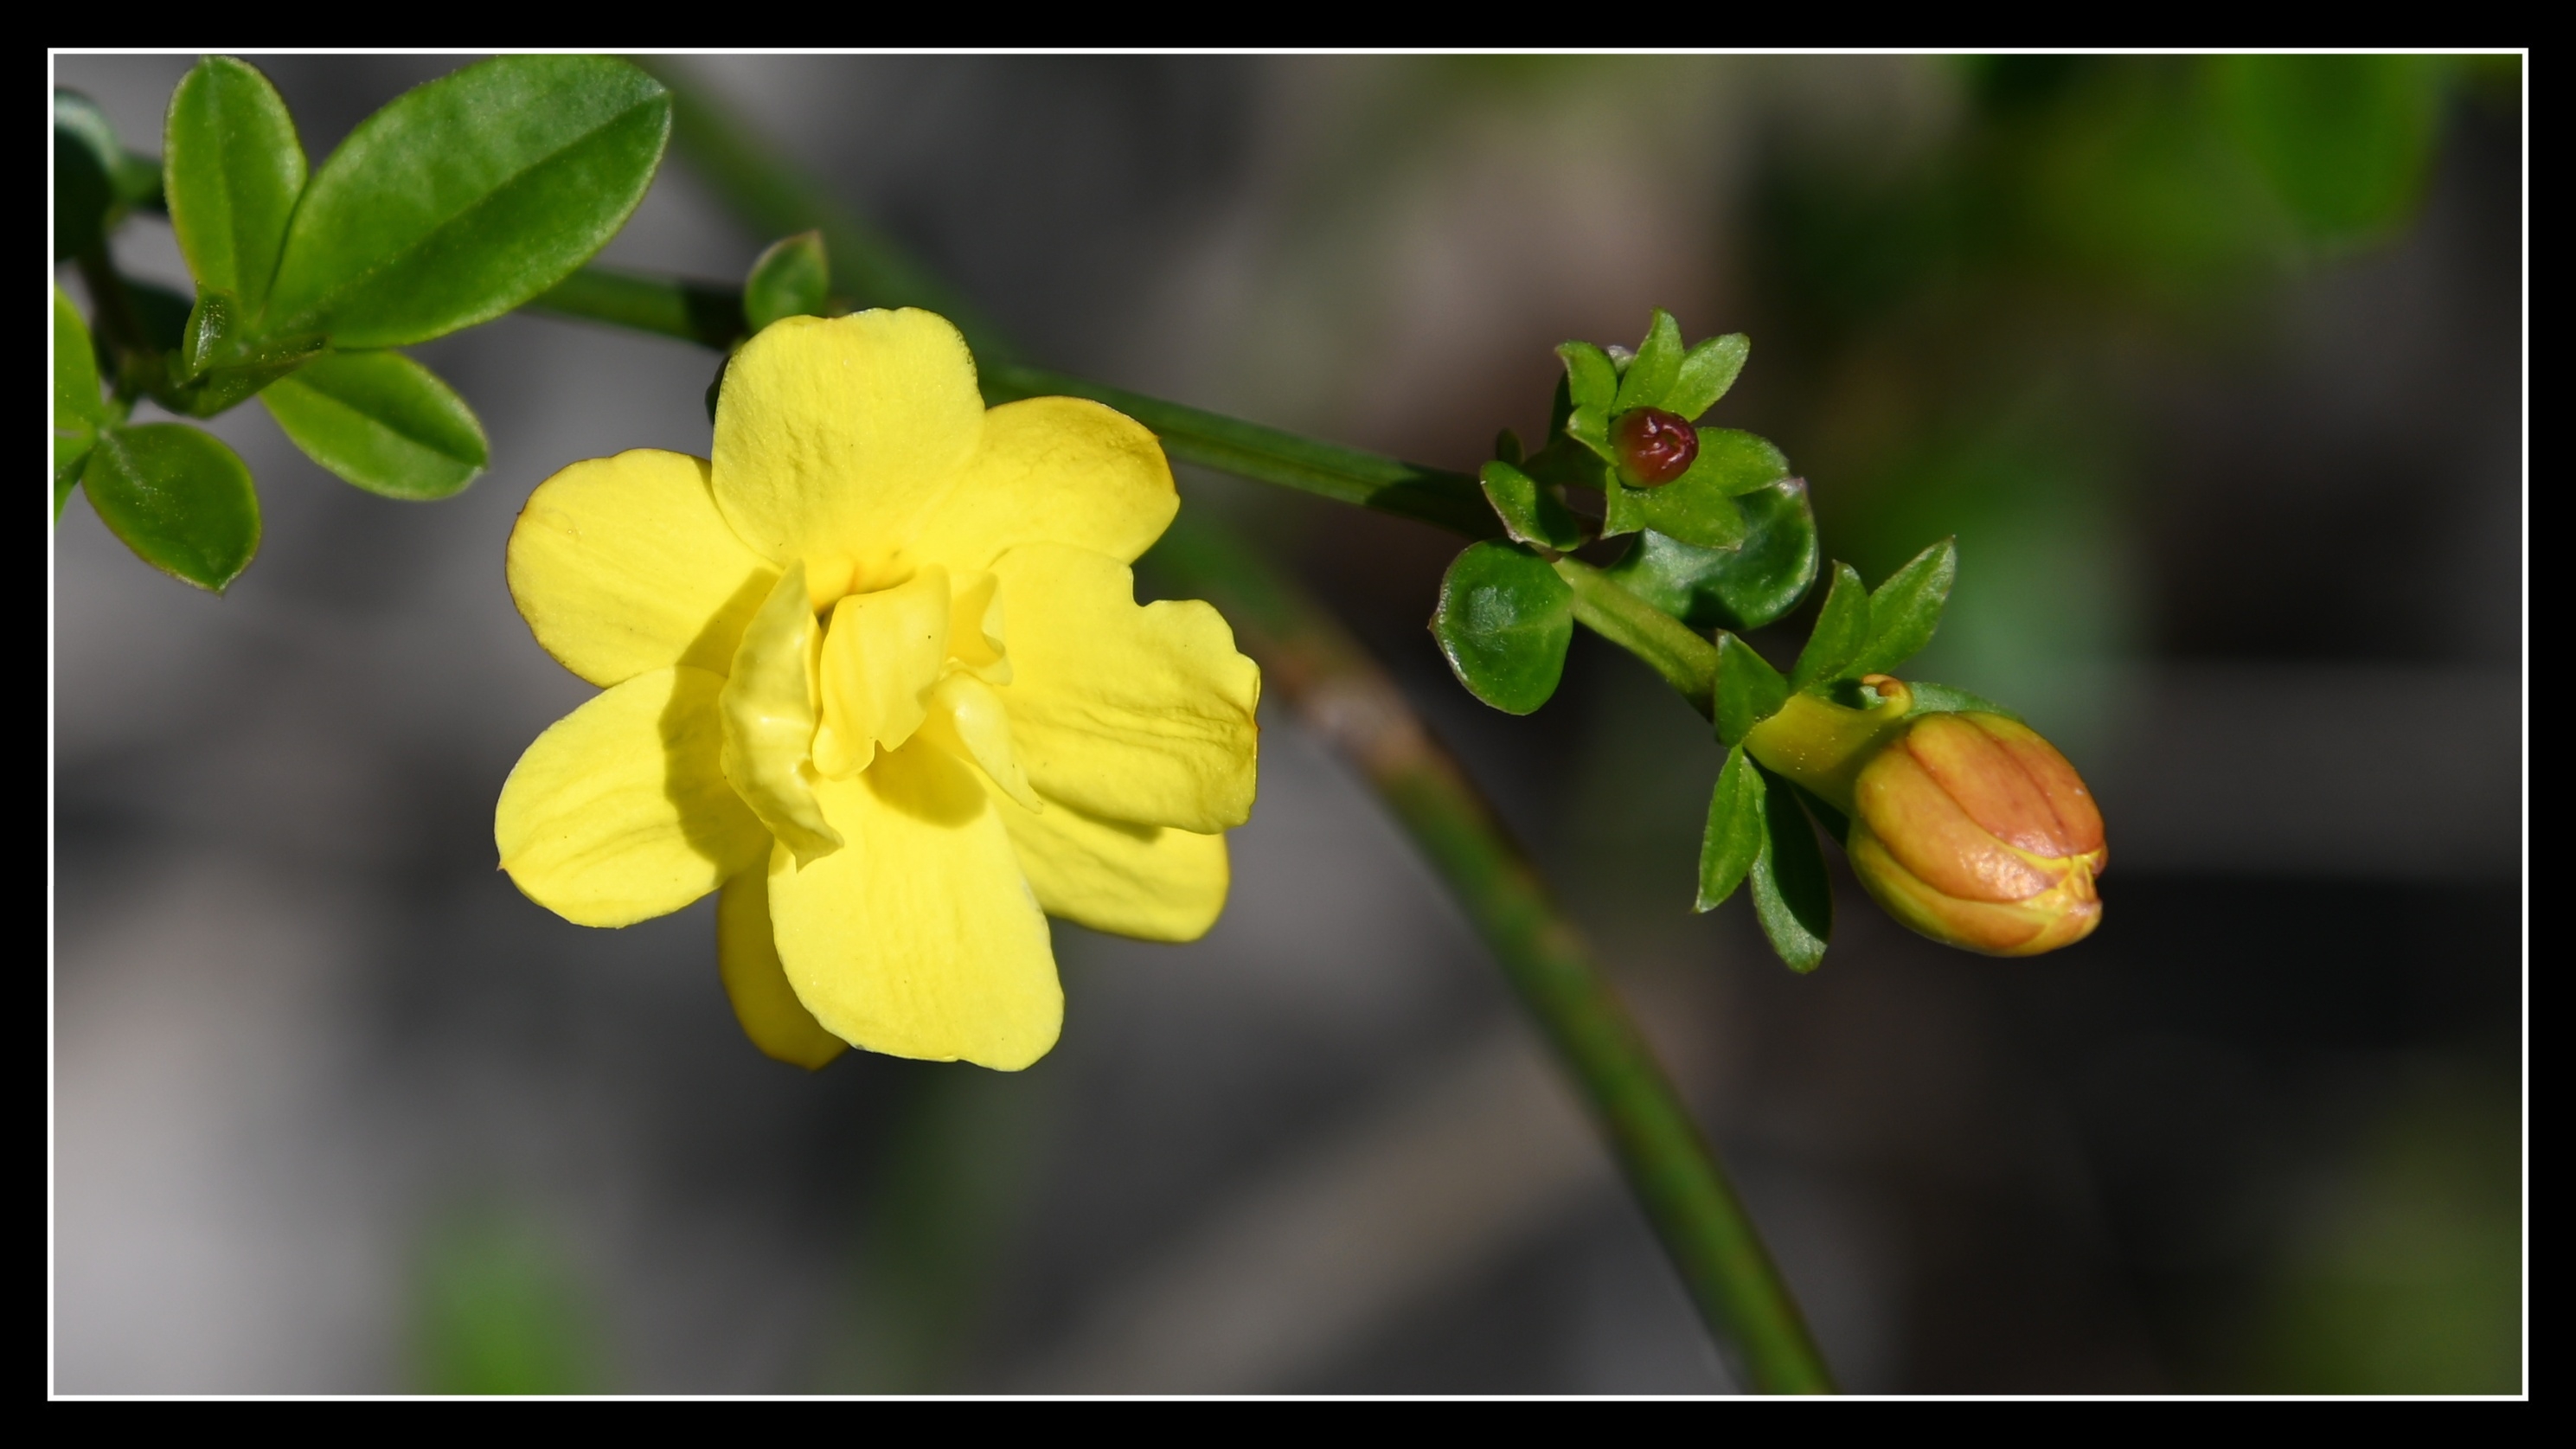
<box><xmin>1556</xmin><ymin>340</ymin><xmax>1618</xmax><ymax>414</ymax></box>
<box><xmin>1849</xmin><ymin>536</ymin><xmax>1957</xmax><ymax>678</ymax></box>
<box><xmin>55</xmin><ymin>289</ymin><xmax>106</xmax><ymax>513</ymax></box>
<box><xmin>1713</xmin><ymin>631</ymin><xmax>1788</xmax><ymax>747</ymax></box>
<box><xmin>1431</xmin><ymin>542</ymin><xmax>1574</xmax><ymax>715</ymax></box>
<box><xmin>264</xmin><ymin>55</ymin><xmax>671</xmax><ymax>348</ymax></box>
<box><xmin>164</xmin><ymin>56</ymin><xmax>307</xmax><ymax>315</ymax></box>
<box><xmin>1789</xmin><ymin>561</ymin><xmax>1869</xmax><ymax>691</ymax></box>
<box><xmin>1665</xmin><ymin>332</ymin><xmax>1750</xmax><ymax>420</ymax></box>
<box><xmin>124</xmin><ymin>278</ymin><xmax>196</xmax><ymax>358</ymax></box>
<box><xmin>1600</xmin><ymin>475</ymin><xmax>1820</xmax><ymax>632</ymax></box>
<box><xmin>1478</xmin><ymin>459</ymin><xmax>1586</xmax><ymax>551</ymax></box>
<box><xmin>261</xmin><ymin>349</ymin><xmax>489</xmax><ymax>499</ymax></box>
<box><xmin>2212</xmin><ymin>55</ymin><xmax>2445</xmax><ymax>246</ymax></box>
<box><xmin>1749</xmin><ymin>765</ymin><xmax>1833</xmax><ymax>972</ymax></box>
<box><xmin>54</xmin><ymin>91</ymin><xmax>120</xmax><ymax>260</ymax></box>
<box><xmin>1602</xmin><ymin>475</ymin><xmax>1746</xmax><ymax>550</ymax></box>
<box><xmin>1696</xmin><ymin>744</ymin><xmax>1766</xmax><ymax>912</ymax></box>
<box><xmin>80</xmin><ymin>423</ymin><xmax>260</xmax><ymax>590</ymax></box>
<box><xmin>1903</xmin><ymin>680</ymin><xmax>2021</xmax><ymax>722</ymax></box>
<box><xmin>744</xmin><ymin>230</ymin><xmax>830</xmax><ymax>330</ymax></box>
<box><xmin>1612</xmin><ymin>308</ymin><xmax>1684</xmax><ymax>414</ymax></box>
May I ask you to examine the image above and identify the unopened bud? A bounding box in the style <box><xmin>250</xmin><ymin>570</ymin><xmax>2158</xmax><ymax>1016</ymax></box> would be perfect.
<box><xmin>1613</xmin><ymin>407</ymin><xmax>1698</xmax><ymax>486</ymax></box>
<box><xmin>1845</xmin><ymin>710</ymin><xmax>2105</xmax><ymax>957</ymax></box>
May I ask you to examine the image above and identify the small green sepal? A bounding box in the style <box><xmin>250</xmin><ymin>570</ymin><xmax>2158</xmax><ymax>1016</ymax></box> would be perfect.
<box><xmin>1665</xmin><ymin>333</ymin><xmax>1750</xmax><ymax>420</ymax></box>
<box><xmin>1696</xmin><ymin>744</ymin><xmax>1766</xmax><ymax>912</ymax></box>
<box><xmin>1714</xmin><ymin>631</ymin><xmax>1790</xmax><ymax>747</ymax></box>
<box><xmin>80</xmin><ymin>423</ymin><xmax>261</xmax><ymax>591</ymax></box>
<box><xmin>1432</xmin><ymin>542</ymin><xmax>1575</xmax><ymax>715</ymax></box>
<box><xmin>1749</xmin><ymin>764</ymin><xmax>1833</xmax><ymax>972</ymax></box>
<box><xmin>1789</xmin><ymin>561</ymin><xmax>1870</xmax><ymax>691</ymax></box>
<box><xmin>744</xmin><ymin>230</ymin><xmax>830</xmax><ymax>331</ymax></box>
<box><xmin>1612</xmin><ymin>309</ymin><xmax>1685</xmax><ymax>414</ymax></box>
<box><xmin>1479</xmin><ymin>460</ymin><xmax>1587</xmax><ymax>552</ymax></box>
<box><xmin>1900</xmin><ymin>680</ymin><xmax>2020</xmax><ymax>722</ymax></box>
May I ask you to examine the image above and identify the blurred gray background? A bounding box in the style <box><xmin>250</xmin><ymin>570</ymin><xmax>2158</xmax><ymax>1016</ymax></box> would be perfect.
<box><xmin>52</xmin><ymin>54</ymin><xmax>2521</xmax><ymax>1394</ymax></box>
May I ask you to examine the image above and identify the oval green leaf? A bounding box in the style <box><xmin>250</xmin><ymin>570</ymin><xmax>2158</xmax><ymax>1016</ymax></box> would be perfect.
<box><xmin>1612</xmin><ymin>308</ymin><xmax>1684</xmax><ymax>414</ymax></box>
<box><xmin>1556</xmin><ymin>340</ymin><xmax>1618</xmax><ymax>414</ymax></box>
<box><xmin>744</xmin><ymin>230</ymin><xmax>830</xmax><ymax>331</ymax></box>
<box><xmin>1432</xmin><ymin>541</ymin><xmax>1575</xmax><ymax>715</ymax></box>
<box><xmin>1601</xmin><ymin>475</ymin><xmax>1819</xmax><ymax>632</ymax></box>
<box><xmin>262</xmin><ymin>349</ymin><xmax>489</xmax><ymax>499</ymax></box>
<box><xmin>1749</xmin><ymin>766</ymin><xmax>1833</xmax><ymax>973</ymax></box>
<box><xmin>80</xmin><ymin>423</ymin><xmax>260</xmax><ymax>590</ymax></box>
<box><xmin>1696</xmin><ymin>743</ymin><xmax>1766</xmax><ymax>912</ymax></box>
<box><xmin>165</xmin><ymin>56</ymin><xmax>307</xmax><ymax>314</ymax></box>
<box><xmin>1665</xmin><ymin>332</ymin><xmax>1750</xmax><ymax>421</ymax></box>
<box><xmin>1478</xmin><ymin>459</ymin><xmax>1586</xmax><ymax>552</ymax></box>
<box><xmin>263</xmin><ymin>55</ymin><xmax>671</xmax><ymax>348</ymax></box>
<box><xmin>1713</xmin><ymin>631</ymin><xmax>1790</xmax><ymax>748</ymax></box>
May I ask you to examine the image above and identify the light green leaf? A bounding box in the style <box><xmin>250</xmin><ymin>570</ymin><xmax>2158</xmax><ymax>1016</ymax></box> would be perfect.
<box><xmin>262</xmin><ymin>350</ymin><xmax>489</xmax><ymax>500</ymax></box>
<box><xmin>80</xmin><ymin>423</ymin><xmax>260</xmax><ymax>590</ymax></box>
<box><xmin>1478</xmin><ymin>459</ymin><xmax>1586</xmax><ymax>552</ymax></box>
<box><xmin>1713</xmin><ymin>631</ymin><xmax>1788</xmax><ymax>748</ymax></box>
<box><xmin>165</xmin><ymin>55</ymin><xmax>307</xmax><ymax>314</ymax></box>
<box><xmin>1789</xmin><ymin>561</ymin><xmax>1870</xmax><ymax>691</ymax></box>
<box><xmin>1696</xmin><ymin>744</ymin><xmax>1766</xmax><ymax>912</ymax></box>
<box><xmin>1849</xmin><ymin>537</ymin><xmax>1957</xmax><ymax>678</ymax></box>
<box><xmin>55</xmin><ymin>289</ymin><xmax>106</xmax><ymax>515</ymax></box>
<box><xmin>744</xmin><ymin>230</ymin><xmax>830</xmax><ymax>330</ymax></box>
<box><xmin>1601</xmin><ymin>475</ymin><xmax>1746</xmax><ymax>550</ymax></box>
<box><xmin>1602</xmin><ymin>475</ymin><xmax>1819</xmax><ymax>632</ymax></box>
<box><xmin>1665</xmin><ymin>332</ymin><xmax>1750</xmax><ymax>420</ymax></box>
<box><xmin>1612</xmin><ymin>308</ymin><xmax>1684</xmax><ymax>414</ymax></box>
<box><xmin>1556</xmin><ymin>340</ymin><xmax>1618</xmax><ymax>414</ymax></box>
<box><xmin>1432</xmin><ymin>542</ymin><xmax>1575</xmax><ymax>715</ymax></box>
<box><xmin>264</xmin><ymin>55</ymin><xmax>671</xmax><ymax>348</ymax></box>
<box><xmin>1749</xmin><ymin>766</ymin><xmax>1832</xmax><ymax>972</ymax></box>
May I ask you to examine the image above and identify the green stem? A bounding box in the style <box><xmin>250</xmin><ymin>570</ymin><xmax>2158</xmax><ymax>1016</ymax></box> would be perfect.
<box><xmin>1145</xmin><ymin>516</ymin><xmax>1833</xmax><ymax>1394</ymax></box>
<box><xmin>1552</xmin><ymin>555</ymin><xmax>1720</xmax><ymax>718</ymax></box>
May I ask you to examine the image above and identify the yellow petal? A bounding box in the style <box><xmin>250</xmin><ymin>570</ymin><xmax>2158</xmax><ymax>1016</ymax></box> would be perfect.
<box><xmin>710</xmin><ymin>310</ymin><xmax>984</xmax><ymax>581</ymax></box>
<box><xmin>993</xmin><ymin>542</ymin><xmax>1261</xmax><ymax>834</ymax></box>
<box><xmin>767</xmin><ymin>739</ymin><xmax>1061</xmax><ymax>1071</ymax></box>
<box><xmin>506</xmin><ymin>450</ymin><xmax>779</xmax><ymax>688</ymax></box>
<box><xmin>908</xmin><ymin>395</ymin><xmax>1178</xmax><ymax>571</ymax></box>
<box><xmin>815</xmin><ymin>567</ymin><xmax>950</xmax><ymax>774</ymax></box>
<box><xmin>990</xmin><ymin>781</ymin><xmax>1229</xmax><ymax>942</ymax></box>
<box><xmin>920</xmin><ymin>671</ymin><xmax>1041</xmax><ymax>811</ymax></box>
<box><xmin>496</xmin><ymin>666</ymin><xmax>771</xmax><ymax>927</ymax></box>
<box><xmin>717</xmin><ymin>867</ymin><xmax>846</xmax><ymax>1069</ymax></box>
<box><xmin>720</xmin><ymin>563</ymin><xmax>842</xmax><ymax>865</ymax></box>
<box><xmin>948</xmin><ymin>569</ymin><xmax>1009</xmax><ymax>683</ymax></box>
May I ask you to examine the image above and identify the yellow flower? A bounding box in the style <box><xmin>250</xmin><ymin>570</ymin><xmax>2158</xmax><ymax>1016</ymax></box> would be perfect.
<box><xmin>493</xmin><ymin>310</ymin><xmax>1260</xmax><ymax>1071</ymax></box>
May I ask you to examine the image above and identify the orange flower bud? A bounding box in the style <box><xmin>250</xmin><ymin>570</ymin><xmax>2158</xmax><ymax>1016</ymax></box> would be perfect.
<box><xmin>1844</xmin><ymin>710</ymin><xmax>2106</xmax><ymax>957</ymax></box>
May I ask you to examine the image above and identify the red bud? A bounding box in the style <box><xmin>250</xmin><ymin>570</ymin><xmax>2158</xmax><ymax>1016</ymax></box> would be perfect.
<box><xmin>1613</xmin><ymin>408</ymin><xmax>1697</xmax><ymax>486</ymax></box>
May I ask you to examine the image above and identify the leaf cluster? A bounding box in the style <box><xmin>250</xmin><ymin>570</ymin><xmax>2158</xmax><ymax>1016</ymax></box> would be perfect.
<box><xmin>54</xmin><ymin>56</ymin><xmax>673</xmax><ymax>589</ymax></box>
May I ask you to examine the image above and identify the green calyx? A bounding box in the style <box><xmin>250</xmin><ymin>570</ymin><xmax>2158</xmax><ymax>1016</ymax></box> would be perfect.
<box><xmin>1740</xmin><ymin>678</ymin><xmax>1914</xmax><ymax>817</ymax></box>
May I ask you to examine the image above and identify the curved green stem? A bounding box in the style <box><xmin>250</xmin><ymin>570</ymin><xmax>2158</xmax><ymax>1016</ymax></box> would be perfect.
<box><xmin>1551</xmin><ymin>556</ymin><xmax>1720</xmax><ymax>718</ymax></box>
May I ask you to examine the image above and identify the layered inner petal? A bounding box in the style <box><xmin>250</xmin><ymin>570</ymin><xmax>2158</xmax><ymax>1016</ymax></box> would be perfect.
<box><xmin>718</xmin><ymin>866</ymin><xmax>847</xmax><ymax>1069</ymax></box>
<box><xmin>988</xmin><ymin>781</ymin><xmax>1229</xmax><ymax>943</ymax></box>
<box><xmin>507</xmin><ymin>450</ymin><xmax>779</xmax><ymax>687</ymax></box>
<box><xmin>907</xmin><ymin>395</ymin><xmax>1180</xmax><ymax>571</ymax></box>
<box><xmin>766</xmin><ymin>740</ymin><xmax>1061</xmax><ymax>1071</ymax></box>
<box><xmin>1849</xmin><ymin>825</ymin><xmax>2057</xmax><ymax>957</ymax></box>
<box><xmin>814</xmin><ymin>567</ymin><xmax>950</xmax><ymax>775</ymax></box>
<box><xmin>920</xmin><ymin>671</ymin><xmax>1040</xmax><ymax>811</ymax></box>
<box><xmin>720</xmin><ymin>564</ymin><xmax>842</xmax><ymax>865</ymax></box>
<box><xmin>710</xmin><ymin>310</ymin><xmax>984</xmax><ymax>582</ymax></box>
<box><xmin>990</xmin><ymin>542</ymin><xmax>1261</xmax><ymax>834</ymax></box>
<box><xmin>496</xmin><ymin>665</ymin><xmax>771</xmax><ymax>927</ymax></box>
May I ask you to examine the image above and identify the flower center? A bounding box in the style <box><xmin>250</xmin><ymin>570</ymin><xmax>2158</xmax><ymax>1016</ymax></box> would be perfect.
<box><xmin>808</xmin><ymin>565</ymin><xmax>1037</xmax><ymax>808</ymax></box>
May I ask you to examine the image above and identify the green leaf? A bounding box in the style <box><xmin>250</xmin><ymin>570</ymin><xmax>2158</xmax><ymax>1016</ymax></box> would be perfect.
<box><xmin>1432</xmin><ymin>541</ymin><xmax>1575</xmax><ymax>715</ymax></box>
<box><xmin>1713</xmin><ymin>631</ymin><xmax>1788</xmax><ymax>748</ymax></box>
<box><xmin>1478</xmin><ymin>459</ymin><xmax>1586</xmax><ymax>552</ymax></box>
<box><xmin>124</xmin><ymin>278</ymin><xmax>196</xmax><ymax>357</ymax></box>
<box><xmin>1789</xmin><ymin>561</ymin><xmax>1869</xmax><ymax>691</ymax></box>
<box><xmin>1848</xmin><ymin>536</ymin><xmax>1957</xmax><ymax>678</ymax></box>
<box><xmin>164</xmin><ymin>56</ymin><xmax>307</xmax><ymax>314</ymax></box>
<box><xmin>1749</xmin><ymin>765</ymin><xmax>1833</xmax><ymax>972</ymax></box>
<box><xmin>1665</xmin><ymin>332</ymin><xmax>1750</xmax><ymax>420</ymax></box>
<box><xmin>1601</xmin><ymin>475</ymin><xmax>1819</xmax><ymax>632</ymax></box>
<box><xmin>1902</xmin><ymin>680</ymin><xmax>2020</xmax><ymax>722</ymax></box>
<box><xmin>54</xmin><ymin>91</ymin><xmax>121</xmax><ymax>260</ymax></box>
<box><xmin>2211</xmin><ymin>55</ymin><xmax>2445</xmax><ymax>247</ymax></box>
<box><xmin>1602</xmin><ymin>475</ymin><xmax>1746</xmax><ymax>550</ymax></box>
<box><xmin>55</xmin><ymin>289</ymin><xmax>107</xmax><ymax>514</ymax></box>
<box><xmin>263</xmin><ymin>55</ymin><xmax>671</xmax><ymax>348</ymax></box>
<box><xmin>1695</xmin><ymin>744</ymin><xmax>1766</xmax><ymax>912</ymax></box>
<box><xmin>170</xmin><ymin>289</ymin><xmax>327</xmax><ymax>418</ymax></box>
<box><xmin>1612</xmin><ymin>308</ymin><xmax>1684</xmax><ymax>414</ymax></box>
<box><xmin>261</xmin><ymin>350</ymin><xmax>489</xmax><ymax>500</ymax></box>
<box><xmin>80</xmin><ymin>424</ymin><xmax>260</xmax><ymax>590</ymax></box>
<box><xmin>1691</xmin><ymin>427</ymin><xmax>1794</xmax><ymax>497</ymax></box>
<box><xmin>744</xmin><ymin>230</ymin><xmax>830</xmax><ymax>330</ymax></box>
<box><xmin>1565</xmin><ymin>404</ymin><xmax>1613</xmax><ymax>463</ymax></box>
<box><xmin>1556</xmin><ymin>340</ymin><xmax>1618</xmax><ymax>414</ymax></box>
